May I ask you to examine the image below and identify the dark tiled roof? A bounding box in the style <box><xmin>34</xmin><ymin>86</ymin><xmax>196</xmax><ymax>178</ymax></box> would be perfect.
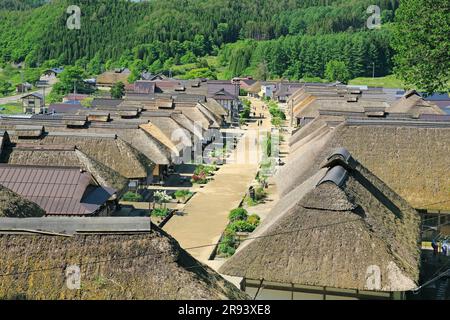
<box><xmin>134</xmin><ymin>81</ymin><xmax>156</xmax><ymax>94</ymax></box>
<box><xmin>91</xmin><ymin>98</ymin><xmax>123</xmax><ymax>107</ymax></box>
<box><xmin>207</xmin><ymin>80</ymin><xmax>239</xmax><ymax>98</ymax></box>
<box><xmin>49</xmin><ymin>103</ymin><xmax>83</xmax><ymax>114</ymax></box>
<box><xmin>0</xmin><ymin>165</ymin><xmax>115</xmax><ymax>216</ymax></box>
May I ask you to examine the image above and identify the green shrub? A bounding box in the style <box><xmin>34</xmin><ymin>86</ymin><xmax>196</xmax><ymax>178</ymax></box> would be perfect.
<box><xmin>121</xmin><ymin>191</ymin><xmax>143</xmax><ymax>202</ymax></box>
<box><xmin>228</xmin><ymin>220</ymin><xmax>256</xmax><ymax>233</ymax></box>
<box><xmin>194</xmin><ymin>164</ymin><xmax>216</xmax><ymax>176</ymax></box>
<box><xmin>247</xmin><ymin>214</ymin><xmax>261</xmax><ymax>227</ymax></box>
<box><xmin>152</xmin><ymin>207</ymin><xmax>169</xmax><ymax>217</ymax></box>
<box><xmin>228</xmin><ymin>207</ymin><xmax>248</xmax><ymax>222</ymax></box>
<box><xmin>174</xmin><ymin>190</ymin><xmax>192</xmax><ymax>199</ymax></box>
<box><xmin>218</xmin><ymin>230</ymin><xmax>237</xmax><ymax>257</ymax></box>
<box><xmin>218</xmin><ymin>243</ymin><xmax>236</xmax><ymax>257</ymax></box>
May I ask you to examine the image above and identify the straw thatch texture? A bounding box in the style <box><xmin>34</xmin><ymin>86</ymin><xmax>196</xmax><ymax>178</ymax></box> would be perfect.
<box><xmin>7</xmin><ymin>134</ymin><xmax>150</xmax><ymax>179</ymax></box>
<box><xmin>88</xmin><ymin>127</ymin><xmax>171</xmax><ymax>165</ymax></box>
<box><xmin>282</xmin><ymin>122</ymin><xmax>450</xmax><ymax>211</ymax></box>
<box><xmin>142</xmin><ymin>117</ymin><xmax>193</xmax><ymax>152</ymax></box>
<box><xmin>220</xmin><ymin>160</ymin><xmax>421</xmax><ymax>292</ymax></box>
<box><xmin>170</xmin><ymin>112</ymin><xmax>205</xmax><ymax>141</ymax></box>
<box><xmin>1</xmin><ymin>147</ymin><xmax>128</xmax><ymax>192</ymax></box>
<box><xmin>201</xmin><ymin>99</ymin><xmax>227</xmax><ymax>117</ymax></box>
<box><xmin>0</xmin><ymin>226</ymin><xmax>248</xmax><ymax>300</ymax></box>
<box><xmin>387</xmin><ymin>91</ymin><xmax>444</xmax><ymax>117</ymax></box>
<box><xmin>0</xmin><ymin>185</ymin><xmax>45</xmax><ymax>218</ymax></box>
<box><xmin>177</xmin><ymin>106</ymin><xmax>212</xmax><ymax>130</ymax></box>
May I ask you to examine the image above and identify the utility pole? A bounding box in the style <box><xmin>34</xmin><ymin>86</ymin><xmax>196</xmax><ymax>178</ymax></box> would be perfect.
<box><xmin>372</xmin><ymin>62</ymin><xmax>375</xmax><ymax>79</ymax></box>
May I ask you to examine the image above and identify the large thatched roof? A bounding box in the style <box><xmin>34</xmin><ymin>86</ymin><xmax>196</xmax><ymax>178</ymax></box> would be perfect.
<box><xmin>0</xmin><ymin>185</ymin><xmax>45</xmax><ymax>218</ymax></box>
<box><xmin>7</xmin><ymin>133</ymin><xmax>151</xmax><ymax>179</ymax></box>
<box><xmin>140</xmin><ymin>116</ymin><xmax>192</xmax><ymax>153</ymax></box>
<box><xmin>220</xmin><ymin>152</ymin><xmax>421</xmax><ymax>292</ymax></box>
<box><xmin>201</xmin><ymin>99</ymin><xmax>228</xmax><ymax>117</ymax></box>
<box><xmin>1</xmin><ymin>146</ymin><xmax>128</xmax><ymax>192</ymax></box>
<box><xmin>386</xmin><ymin>90</ymin><xmax>444</xmax><ymax>117</ymax></box>
<box><xmin>282</xmin><ymin>119</ymin><xmax>450</xmax><ymax>211</ymax></box>
<box><xmin>0</xmin><ymin>224</ymin><xmax>247</xmax><ymax>300</ymax></box>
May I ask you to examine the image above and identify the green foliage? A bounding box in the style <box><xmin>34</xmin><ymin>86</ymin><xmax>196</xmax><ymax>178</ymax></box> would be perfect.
<box><xmin>218</xmin><ymin>235</ymin><xmax>236</xmax><ymax>257</ymax></box>
<box><xmin>228</xmin><ymin>208</ymin><xmax>248</xmax><ymax>222</ymax></box>
<box><xmin>152</xmin><ymin>207</ymin><xmax>169</xmax><ymax>217</ymax></box>
<box><xmin>0</xmin><ymin>1</ymin><xmax>399</xmax><ymax>78</ymax></box>
<box><xmin>174</xmin><ymin>189</ymin><xmax>192</xmax><ymax>200</ymax></box>
<box><xmin>392</xmin><ymin>0</ymin><xmax>449</xmax><ymax>94</ymax></box>
<box><xmin>49</xmin><ymin>66</ymin><xmax>93</xmax><ymax>102</ymax></box>
<box><xmin>194</xmin><ymin>164</ymin><xmax>216</xmax><ymax>176</ymax></box>
<box><xmin>110</xmin><ymin>81</ymin><xmax>125</xmax><ymax>99</ymax></box>
<box><xmin>121</xmin><ymin>191</ymin><xmax>143</xmax><ymax>202</ymax></box>
<box><xmin>220</xmin><ymin>29</ymin><xmax>394</xmax><ymax>81</ymax></box>
<box><xmin>0</xmin><ymin>80</ymin><xmax>13</xmax><ymax>96</ymax></box>
<box><xmin>325</xmin><ymin>60</ymin><xmax>351</xmax><ymax>84</ymax></box>
<box><xmin>349</xmin><ymin>75</ymin><xmax>406</xmax><ymax>89</ymax></box>
<box><xmin>228</xmin><ymin>220</ymin><xmax>256</xmax><ymax>233</ymax></box>
<box><xmin>247</xmin><ymin>214</ymin><xmax>261</xmax><ymax>227</ymax></box>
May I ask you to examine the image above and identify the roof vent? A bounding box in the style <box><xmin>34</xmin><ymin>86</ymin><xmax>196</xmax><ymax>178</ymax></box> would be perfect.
<box><xmin>322</xmin><ymin>147</ymin><xmax>356</xmax><ymax>170</ymax></box>
<box><xmin>317</xmin><ymin>165</ymin><xmax>348</xmax><ymax>187</ymax></box>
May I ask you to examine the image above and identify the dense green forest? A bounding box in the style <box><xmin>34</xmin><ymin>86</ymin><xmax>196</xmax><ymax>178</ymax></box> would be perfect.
<box><xmin>0</xmin><ymin>0</ymin><xmax>399</xmax><ymax>79</ymax></box>
<box><xmin>1</xmin><ymin>0</ymin><xmax>446</xmax><ymax>93</ymax></box>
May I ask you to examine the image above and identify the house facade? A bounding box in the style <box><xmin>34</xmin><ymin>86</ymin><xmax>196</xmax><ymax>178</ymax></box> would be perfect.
<box><xmin>22</xmin><ymin>93</ymin><xmax>46</xmax><ymax>114</ymax></box>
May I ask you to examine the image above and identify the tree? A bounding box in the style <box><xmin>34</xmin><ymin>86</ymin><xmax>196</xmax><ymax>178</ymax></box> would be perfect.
<box><xmin>110</xmin><ymin>81</ymin><xmax>125</xmax><ymax>99</ymax></box>
<box><xmin>325</xmin><ymin>60</ymin><xmax>350</xmax><ymax>84</ymax></box>
<box><xmin>0</xmin><ymin>80</ymin><xmax>13</xmax><ymax>96</ymax></box>
<box><xmin>392</xmin><ymin>0</ymin><xmax>449</xmax><ymax>94</ymax></box>
<box><xmin>255</xmin><ymin>61</ymin><xmax>269</xmax><ymax>81</ymax></box>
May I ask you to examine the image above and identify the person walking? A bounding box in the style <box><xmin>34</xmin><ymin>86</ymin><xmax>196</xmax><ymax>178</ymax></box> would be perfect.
<box><xmin>442</xmin><ymin>241</ymin><xmax>448</xmax><ymax>256</ymax></box>
<box><xmin>432</xmin><ymin>240</ymin><xmax>438</xmax><ymax>256</ymax></box>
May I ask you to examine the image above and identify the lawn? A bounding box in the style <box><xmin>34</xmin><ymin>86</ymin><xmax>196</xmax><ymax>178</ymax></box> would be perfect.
<box><xmin>0</xmin><ymin>103</ymin><xmax>23</xmax><ymax>114</ymax></box>
<box><xmin>349</xmin><ymin>75</ymin><xmax>407</xmax><ymax>89</ymax></box>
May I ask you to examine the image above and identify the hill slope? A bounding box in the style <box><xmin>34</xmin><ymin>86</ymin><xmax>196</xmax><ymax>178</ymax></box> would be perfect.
<box><xmin>0</xmin><ymin>0</ymin><xmax>399</xmax><ymax>80</ymax></box>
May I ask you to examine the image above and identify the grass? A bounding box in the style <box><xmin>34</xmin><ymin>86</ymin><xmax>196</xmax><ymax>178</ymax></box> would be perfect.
<box><xmin>349</xmin><ymin>75</ymin><xmax>407</xmax><ymax>89</ymax></box>
<box><xmin>0</xmin><ymin>103</ymin><xmax>22</xmax><ymax>114</ymax></box>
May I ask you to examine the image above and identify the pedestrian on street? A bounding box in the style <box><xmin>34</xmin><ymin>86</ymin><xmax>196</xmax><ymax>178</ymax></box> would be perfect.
<box><xmin>432</xmin><ymin>240</ymin><xmax>438</xmax><ymax>256</ymax></box>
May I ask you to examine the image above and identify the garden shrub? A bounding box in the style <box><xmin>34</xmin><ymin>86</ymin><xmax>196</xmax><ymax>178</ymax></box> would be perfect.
<box><xmin>152</xmin><ymin>207</ymin><xmax>169</xmax><ymax>217</ymax></box>
<box><xmin>228</xmin><ymin>220</ymin><xmax>256</xmax><ymax>233</ymax></box>
<box><xmin>247</xmin><ymin>214</ymin><xmax>261</xmax><ymax>227</ymax></box>
<box><xmin>228</xmin><ymin>207</ymin><xmax>248</xmax><ymax>222</ymax></box>
<box><xmin>174</xmin><ymin>189</ymin><xmax>192</xmax><ymax>200</ymax></box>
<box><xmin>121</xmin><ymin>191</ymin><xmax>143</xmax><ymax>202</ymax></box>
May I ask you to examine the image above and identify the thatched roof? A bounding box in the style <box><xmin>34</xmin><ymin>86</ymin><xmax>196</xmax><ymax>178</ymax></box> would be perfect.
<box><xmin>201</xmin><ymin>99</ymin><xmax>228</xmax><ymax>117</ymax></box>
<box><xmin>140</xmin><ymin>117</ymin><xmax>192</xmax><ymax>153</ymax></box>
<box><xmin>283</xmin><ymin>119</ymin><xmax>450</xmax><ymax>211</ymax></box>
<box><xmin>220</xmin><ymin>152</ymin><xmax>421</xmax><ymax>292</ymax></box>
<box><xmin>7</xmin><ymin>133</ymin><xmax>151</xmax><ymax>180</ymax></box>
<box><xmin>246</xmin><ymin>81</ymin><xmax>261</xmax><ymax>94</ymax></box>
<box><xmin>0</xmin><ymin>185</ymin><xmax>45</xmax><ymax>218</ymax></box>
<box><xmin>1</xmin><ymin>145</ymin><xmax>128</xmax><ymax>193</ymax></box>
<box><xmin>194</xmin><ymin>102</ymin><xmax>221</xmax><ymax>128</ymax></box>
<box><xmin>386</xmin><ymin>90</ymin><xmax>444</xmax><ymax>117</ymax></box>
<box><xmin>294</xmin><ymin>95</ymin><xmax>389</xmax><ymax>119</ymax></box>
<box><xmin>96</xmin><ymin>70</ymin><xmax>130</xmax><ymax>86</ymax></box>
<box><xmin>170</xmin><ymin>112</ymin><xmax>204</xmax><ymax>141</ymax></box>
<box><xmin>177</xmin><ymin>105</ymin><xmax>214</xmax><ymax>130</ymax></box>
<box><xmin>0</xmin><ymin>224</ymin><xmax>248</xmax><ymax>300</ymax></box>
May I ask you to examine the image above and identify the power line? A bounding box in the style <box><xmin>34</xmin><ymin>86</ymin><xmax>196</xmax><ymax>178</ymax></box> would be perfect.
<box><xmin>0</xmin><ymin>218</ymin><xmax>363</xmax><ymax>278</ymax></box>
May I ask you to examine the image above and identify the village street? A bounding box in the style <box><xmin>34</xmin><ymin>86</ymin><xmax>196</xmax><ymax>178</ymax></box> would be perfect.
<box><xmin>163</xmin><ymin>98</ymin><xmax>272</xmax><ymax>265</ymax></box>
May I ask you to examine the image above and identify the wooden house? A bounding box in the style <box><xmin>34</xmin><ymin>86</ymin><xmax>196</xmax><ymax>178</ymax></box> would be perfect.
<box><xmin>21</xmin><ymin>92</ymin><xmax>46</xmax><ymax>114</ymax></box>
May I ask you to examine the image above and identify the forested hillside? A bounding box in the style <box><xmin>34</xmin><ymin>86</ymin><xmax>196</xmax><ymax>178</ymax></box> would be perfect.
<box><xmin>0</xmin><ymin>0</ymin><xmax>399</xmax><ymax>81</ymax></box>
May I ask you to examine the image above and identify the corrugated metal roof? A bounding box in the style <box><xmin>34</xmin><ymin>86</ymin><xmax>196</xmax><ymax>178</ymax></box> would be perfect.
<box><xmin>0</xmin><ymin>165</ymin><xmax>115</xmax><ymax>216</ymax></box>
